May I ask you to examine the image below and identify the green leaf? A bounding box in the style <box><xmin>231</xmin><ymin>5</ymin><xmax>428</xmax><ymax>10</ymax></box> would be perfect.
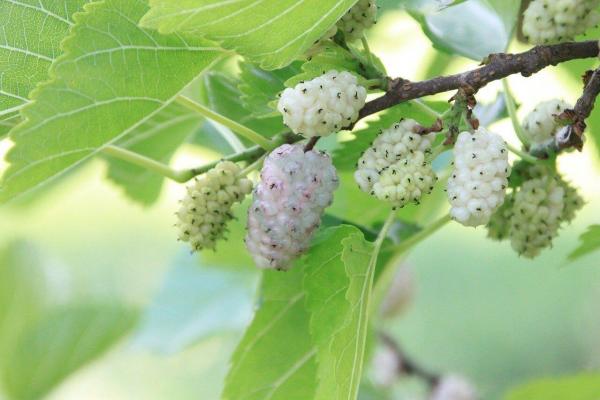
<box><xmin>132</xmin><ymin>252</ymin><xmax>256</xmax><ymax>354</ymax></box>
<box><xmin>239</xmin><ymin>60</ymin><xmax>303</xmax><ymax>118</ymax></box>
<box><xmin>0</xmin><ymin>241</ymin><xmax>48</xmax><ymax>369</ymax></box>
<box><xmin>2</xmin><ymin>303</ymin><xmax>137</xmax><ymax>400</ymax></box>
<box><xmin>189</xmin><ymin>120</ymin><xmax>237</xmax><ymax>154</ymax></box>
<box><xmin>222</xmin><ymin>267</ymin><xmax>317</xmax><ymax>400</ymax></box>
<box><xmin>106</xmin><ymin>102</ymin><xmax>202</xmax><ymax>205</ymax></box>
<box><xmin>504</xmin><ymin>373</ymin><xmax>600</xmax><ymax>400</ymax></box>
<box><xmin>567</xmin><ymin>225</ymin><xmax>600</xmax><ymax>262</ymax></box>
<box><xmin>328</xmin><ymin>230</ymin><xmax>376</xmax><ymax>399</ymax></box>
<box><xmin>395</xmin><ymin>0</ymin><xmax>468</xmax><ymax>14</ymax></box>
<box><xmin>303</xmin><ymin>225</ymin><xmax>376</xmax><ymax>399</ymax></box>
<box><xmin>285</xmin><ymin>44</ymin><xmax>364</xmax><ymax>87</ymax></box>
<box><xmin>140</xmin><ymin>0</ymin><xmax>359</xmax><ymax>70</ymax></box>
<box><xmin>0</xmin><ymin>0</ymin><xmax>90</xmax><ymax>117</ymax></box>
<box><xmin>413</xmin><ymin>0</ymin><xmax>520</xmax><ymax>60</ymax></box>
<box><xmin>333</xmin><ymin>101</ymin><xmax>447</xmax><ymax>171</ymax></box>
<box><xmin>0</xmin><ymin>0</ymin><xmax>223</xmax><ymax>203</ymax></box>
<box><xmin>202</xmin><ymin>71</ymin><xmax>286</xmax><ymax>139</ymax></box>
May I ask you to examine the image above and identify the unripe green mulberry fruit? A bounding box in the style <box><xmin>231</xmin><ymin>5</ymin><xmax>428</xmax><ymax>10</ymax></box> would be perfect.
<box><xmin>354</xmin><ymin>119</ymin><xmax>438</xmax><ymax>208</ymax></box>
<box><xmin>486</xmin><ymin>192</ymin><xmax>515</xmax><ymax>241</ymax></box>
<box><xmin>522</xmin><ymin>0</ymin><xmax>600</xmax><ymax>44</ymax></box>
<box><xmin>176</xmin><ymin>161</ymin><xmax>253</xmax><ymax>251</ymax></box>
<box><xmin>559</xmin><ymin>178</ymin><xmax>585</xmax><ymax>223</ymax></box>
<box><xmin>337</xmin><ymin>0</ymin><xmax>378</xmax><ymax>41</ymax></box>
<box><xmin>372</xmin><ymin>152</ymin><xmax>437</xmax><ymax>208</ymax></box>
<box><xmin>509</xmin><ymin>175</ymin><xmax>564</xmax><ymax>258</ymax></box>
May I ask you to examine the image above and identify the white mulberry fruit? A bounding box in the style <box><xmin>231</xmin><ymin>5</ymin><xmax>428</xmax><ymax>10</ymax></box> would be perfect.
<box><xmin>522</xmin><ymin>99</ymin><xmax>571</xmax><ymax>151</ymax></box>
<box><xmin>447</xmin><ymin>129</ymin><xmax>510</xmax><ymax>227</ymax></box>
<box><xmin>430</xmin><ymin>375</ymin><xmax>478</xmax><ymax>400</ymax></box>
<box><xmin>176</xmin><ymin>161</ymin><xmax>253</xmax><ymax>251</ymax></box>
<box><xmin>509</xmin><ymin>175</ymin><xmax>565</xmax><ymax>258</ymax></box>
<box><xmin>354</xmin><ymin>119</ymin><xmax>438</xmax><ymax>207</ymax></box>
<box><xmin>522</xmin><ymin>0</ymin><xmax>600</xmax><ymax>44</ymax></box>
<box><xmin>245</xmin><ymin>143</ymin><xmax>339</xmax><ymax>270</ymax></box>
<box><xmin>337</xmin><ymin>0</ymin><xmax>378</xmax><ymax>41</ymax></box>
<box><xmin>277</xmin><ymin>70</ymin><xmax>367</xmax><ymax>138</ymax></box>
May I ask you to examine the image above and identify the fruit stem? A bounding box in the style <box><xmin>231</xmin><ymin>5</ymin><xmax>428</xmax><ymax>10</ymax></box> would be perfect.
<box><xmin>361</xmin><ymin>35</ymin><xmax>374</xmax><ymax>68</ymax></box>
<box><xmin>102</xmin><ymin>145</ymin><xmax>266</xmax><ymax>183</ymax></box>
<box><xmin>101</xmin><ymin>145</ymin><xmax>188</xmax><ymax>182</ymax></box>
<box><xmin>506</xmin><ymin>142</ymin><xmax>538</xmax><ymax>164</ymax></box>
<box><xmin>364</xmin><ymin>78</ymin><xmax>385</xmax><ymax>89</ymax></box>
<box><xmin>181</xmin><ymin>146</ymin><xmax>266</xmax><ymax>181</ymax></box>
<box><xmin>371</xmin><ymin>214</ymin><xmax>451</xmax><ymax>314</ymax></box>
<box><xmin>176</xmin><ymin>95</ymin><xmax>274</xmax><ymax>151</ymax></box>
<box><xmin>239</xmin><ymin>154</ymin><xmax>266</xmax><ymax>177</ymax></box>
<box><xmin>395</xmin><ymin>214</ymin><xmax>451</xmax><ymax>254</ymax></box>
<box><xmin>502</xmin><ymin>79</ymin><xmax>530</xmax><ymax>148</ymax></box>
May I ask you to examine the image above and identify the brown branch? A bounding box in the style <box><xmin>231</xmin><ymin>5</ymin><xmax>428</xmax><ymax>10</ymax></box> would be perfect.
<box><xmin>574</xmin><ymin>67</ymin><xmax>600</xmax><ymax>123</ymax></box>
<box><xmin>555</xmin><ymin>67</ymin><xmax>600</xmax><ymax>150</ymax></box>
<box><xmin>359</xmin><ymin>40</ymin><xmax>600</xmax><ymax>121</ymax></box>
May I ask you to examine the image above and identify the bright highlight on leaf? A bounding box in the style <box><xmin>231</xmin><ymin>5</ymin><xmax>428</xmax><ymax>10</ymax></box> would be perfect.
<box><xmin>139</xmin><ymin>0</ymin><xmax>360</xmax><ymax>69</ymax></box>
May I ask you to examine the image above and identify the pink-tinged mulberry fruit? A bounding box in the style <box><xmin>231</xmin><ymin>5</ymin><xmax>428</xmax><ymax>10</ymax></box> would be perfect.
<box><xmin>245</xmin><ymin>143</ymin><xmax>339</xmax><ymax>270</ymax></box>
<box><xmin>430</xmin><ymin>375</ymin><xmax>478</xmax><ymax>400</ymax></box>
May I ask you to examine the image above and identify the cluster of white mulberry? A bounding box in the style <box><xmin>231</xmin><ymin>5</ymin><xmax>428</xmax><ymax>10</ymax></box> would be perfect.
<box><xmin>354</xmin><ymin>119</ymin><xmax>438</xmax><ymax>208</ymax></box>
<box><xmin>487</xmin><ymin>165</ymin><xmax>584</xmax><ymax>258</ymax></box>
<box><xmin>522</xmin><ymin>0</ymin><xmax>600</xmax><ymax>44</ymax></box>
<box><xmin>522</xmin><ymin>99</ymin><xmax>571</xmax><ymax>152</ymax></box>
<box><xmin>245</xmin><ymin>144</ymin><xmax>339</xmax><ymax>270</ymax></box>
<box><xmin>277</xmin><ymin>70</ymin><xmax>367</xmax><ymax>138</ymax></box>
<box><xmin>447</xmin><ymin>129</ymin><xmax>511</xmax><ymax>227</ymax></box>
<box><xmin>176</xmin><ymin>161</ymin><xmax>253</xmax><ymax>251</ymax></box>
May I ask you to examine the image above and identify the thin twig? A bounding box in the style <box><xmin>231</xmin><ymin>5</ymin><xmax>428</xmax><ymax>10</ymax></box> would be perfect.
<box><xmin>359</xmin><ymin>41</ymin><xmax>599</xmax><ymax>120</ymax></box>
<box><xmin>304</xmin><ymin>136</ymin><xmax>320</xmax><ymax>152</ymax></box>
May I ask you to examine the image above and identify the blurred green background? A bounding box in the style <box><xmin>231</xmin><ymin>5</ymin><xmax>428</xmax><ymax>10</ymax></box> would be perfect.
<box><xmin>1</xmin><ymin>4</ymin><xmax>600</xmax><ymax>400</ymax></box>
